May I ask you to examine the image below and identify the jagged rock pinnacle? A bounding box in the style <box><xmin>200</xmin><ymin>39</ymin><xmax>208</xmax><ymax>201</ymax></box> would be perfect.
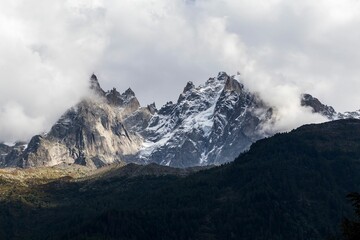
<box><xmin>124</xmin><ymin>88</ymin><xmax>135</xmax><ymax>97</ymax></box>
<box><xmin>106</xmin><ymin>87</ymin><xmax>140</xmax><ymax>111</ymax></box>
<box><xmin>90</xmin><ymin>73</ymin><xmax>97</xmax><ymax>80</ymax></box>
<box><xmin>106</xmin><ymin>88</ymin><xmax>122</xmax><ymax>105</ymax></box>
<box><xmin>224</xmin><ymin>77</ymin><xmax>243</xmax><ymax>94</ymax></box>
<box><xmin>147</xmin><ymin>102</ymin><xmax>157</xmax><ymax>114</ymax></box>
<box><xmin>90</xmin><ymin>73</ymin><xmax>105</xmax><ymax>96</ymax></box>
<box><xmin>217</xmin><ymin>71</ymin><xmax>229</xmax><ymax>80</ymax></box>
<box><xmin>177</xmin><ymin>81</ymin><xmax>195</xmax><ymax>103</ymax></box>
<box><xmin>183</xmin><ymin>81</ymin><xmax>195</xmax><ymax>93</ymax></box>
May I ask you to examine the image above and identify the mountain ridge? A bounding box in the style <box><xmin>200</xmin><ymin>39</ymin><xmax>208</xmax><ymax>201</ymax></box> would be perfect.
<box><xmin>1</xmin><ymin>72</ymin><xmax>359</xmax><ymax>169</ymax></box>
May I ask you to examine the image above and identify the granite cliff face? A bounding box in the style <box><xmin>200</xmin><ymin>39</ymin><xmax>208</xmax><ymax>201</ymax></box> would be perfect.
<box><xmin>11</xmin><ymin>76</ymin><xmax>147</xmax><ymax>168</ymax></box>
<box><xmin>1</xmin><ymin>72</ymin><xmax>360</xmax><ymax>169</ymax></box>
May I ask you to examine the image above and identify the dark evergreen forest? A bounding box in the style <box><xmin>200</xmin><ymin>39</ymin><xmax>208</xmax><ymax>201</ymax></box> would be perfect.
<box><xmin>1</xmin><ymin>119</ymin><xmax>360</xmax><ymax>239</ymax></box>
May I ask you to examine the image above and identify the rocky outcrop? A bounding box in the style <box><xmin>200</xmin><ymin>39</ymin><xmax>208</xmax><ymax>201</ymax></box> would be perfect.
<box><xmin>301</xmin><ymin>93</ymin><xmax>337</xmax><ymax>119</ymax></box>
<box><xmin>90</xmin><ymin>74</ymin><xmax>105</xmax><ymax>96</ymax></box>
<box><xmin>18</xmin><ymin>76</ymin><xmax>144</xmax><ymax>168</ymax></box>
<box><xmin>301</xmin><ymin>93</ymin><xmax>360</xmax><ymax>120</ymax></box>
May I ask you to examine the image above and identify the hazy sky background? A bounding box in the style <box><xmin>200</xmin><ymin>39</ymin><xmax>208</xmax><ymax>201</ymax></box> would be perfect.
<box><xmin>1</xmin><ymin>0</ymin><xmax>360</xmax><ymax>142</ymax></box>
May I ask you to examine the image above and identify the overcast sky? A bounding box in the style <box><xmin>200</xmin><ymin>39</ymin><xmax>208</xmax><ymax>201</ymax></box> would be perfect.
<box><xmin>1</xmin><ymin>0</ymin><xmax>360</xmax><ymax>142</ymax></box>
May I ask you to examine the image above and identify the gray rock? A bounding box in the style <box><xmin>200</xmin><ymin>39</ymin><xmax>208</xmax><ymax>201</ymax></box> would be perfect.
<box><xmin>90</xmin><ymin>74</ymin><xmax>105</xmax><ymax>96</ymax></box>
<box><xmin>17</xmin><ymin>75</ymin><xmax>143</xmax><ymax>168</ymax></box>
<box><xmin>301</xmin><ymin>93</ymin><xmax>336</xmax><ymax>119</ymax></box>
<box><xmin>301</xmin><ymin>93</ymin><xmax>360</xmax><ymax>120</ymax></box>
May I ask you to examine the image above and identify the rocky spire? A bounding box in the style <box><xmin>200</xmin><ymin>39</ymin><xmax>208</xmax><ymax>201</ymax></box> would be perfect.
<box><xmin>183</xmin><ymin>81</ymin><xmax>195</xmax><ymax>93</ymax></box>
<box><xmin>147</xmin><ymin>102</ymin><xmax>157</xmax><ymax>114</ymax></box>
<box><xmin>177</xmin><ymin>81</ymin><xmax>195</xmax><ymax>103</ymax></box>
<box><xmin>217</xmin><ymin>71</ymin><xmax>230</xmax><ymax>81</ymax></box>
<box><xmin>223</xmin><ymin>76</ymin><xmax>243</xmax><ymax>94</ymax></box>
<box><xmin>123</xmin><ymin>88</ymin><xmax>135</xmax><ymax>98</ymax></box>
<box><xmin>90</xmin><ymin>74</ymin><xmax>105</xmax><ymax>96</ymax></box>
<box><xmin>106</xmin><ymin>88</ymin><xmax>122</xmax><ymax>105</ymax></box>
<box><xmin>105</xmin><ymin>87</ymin><xmax>140</xmax><ymax>113</ymax></box>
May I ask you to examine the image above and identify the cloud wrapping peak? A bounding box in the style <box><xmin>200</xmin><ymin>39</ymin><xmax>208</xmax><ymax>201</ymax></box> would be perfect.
<box><xmin>0</xmin><ymin>0</ymin><xmax>106</xmax><ymax>142</ymax></box>
<box><xmin>1</xmin><ymin>0</ymin><xmax>360</xmax><ymax>141</ymax></box>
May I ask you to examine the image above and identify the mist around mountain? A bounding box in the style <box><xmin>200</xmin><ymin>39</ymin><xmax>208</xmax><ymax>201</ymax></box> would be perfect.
<box><xmin>1</xmin><ymin>72</ymin><xmax>360</xmax><ymax>169</ymax></box>
<box><xmin>0</xmin><ymin>119</ymin><xmax>360</xmax><ymax>239</ymax></box>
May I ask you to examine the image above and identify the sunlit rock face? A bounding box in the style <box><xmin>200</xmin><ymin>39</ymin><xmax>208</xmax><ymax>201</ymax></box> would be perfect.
<box><xmin>19</xmin><ymin>75</ymin><xmax>145</xmax><ymax>169</ymax></box>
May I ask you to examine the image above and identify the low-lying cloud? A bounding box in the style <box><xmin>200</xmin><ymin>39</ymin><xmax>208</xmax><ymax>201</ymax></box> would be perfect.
<box><xmin>1</xmin><ymin>0</ymin><xmax>360</xmax><ymax>142</ymax></box>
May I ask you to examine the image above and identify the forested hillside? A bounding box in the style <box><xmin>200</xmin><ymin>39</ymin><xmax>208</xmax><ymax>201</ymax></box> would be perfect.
<box><xmin>1</xmin><ymin>119</ymin><xmax>360</xmax><ymax>239</ymax></box>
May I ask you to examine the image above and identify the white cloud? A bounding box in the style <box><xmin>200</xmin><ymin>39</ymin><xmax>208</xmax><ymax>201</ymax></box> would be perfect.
<box><xmin>0</xmin><ymin>0</ymin><xmax>107</xmax><ymax>142</ymax></box>
<box><xmin>1</xmin><ymin>0</ymin><xmax>360</xmax><ymax>141</ymax></box>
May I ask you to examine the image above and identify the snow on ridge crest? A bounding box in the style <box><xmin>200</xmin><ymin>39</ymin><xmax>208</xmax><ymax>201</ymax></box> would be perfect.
<box><xmin>138</xmin><ymin>72</ymin><xmax>251</xmax><ymax>165</ymax></box>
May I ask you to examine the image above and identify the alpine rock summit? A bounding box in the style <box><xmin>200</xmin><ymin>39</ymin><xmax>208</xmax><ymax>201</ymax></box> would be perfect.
<box><xmin>131</xmin><ymin>72</ymin><xmax>272</xmax><ymax>167</ymax></box>
<box><xmin>0</xmin><ymin>73</ymin><xmax>358</xmax><ymax>168</ymax></box>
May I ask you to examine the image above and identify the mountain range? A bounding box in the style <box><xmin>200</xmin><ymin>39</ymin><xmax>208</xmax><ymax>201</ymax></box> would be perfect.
<box><xmin>1</xmin><ymin>72</ymin><xmax>359</xmax><ymax>169</ymax></box>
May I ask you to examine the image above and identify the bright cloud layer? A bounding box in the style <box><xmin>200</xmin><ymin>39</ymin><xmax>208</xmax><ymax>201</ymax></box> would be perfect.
<box><xmin>0</xmin><ymin>0</ymin><xmax>359</xmax><ymax>141</ymax></box>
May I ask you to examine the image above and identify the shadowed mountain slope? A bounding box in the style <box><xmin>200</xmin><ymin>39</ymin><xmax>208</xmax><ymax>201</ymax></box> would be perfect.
<box><xmin>0</xmin><ymin>119</ymin><xmax>360</xmax><ymax>239</ymax></box>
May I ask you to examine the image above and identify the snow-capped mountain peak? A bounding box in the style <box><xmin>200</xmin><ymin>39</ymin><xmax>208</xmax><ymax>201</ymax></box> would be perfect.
<box><xmin>133</xmin><ymin>72</ymin><xmax>270</xmax><ymax>167</ymax></box>
<box><xmin>2</xmin><ymin>72</ymin><xmax>360</xmax><ymax>169</ymax></box>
